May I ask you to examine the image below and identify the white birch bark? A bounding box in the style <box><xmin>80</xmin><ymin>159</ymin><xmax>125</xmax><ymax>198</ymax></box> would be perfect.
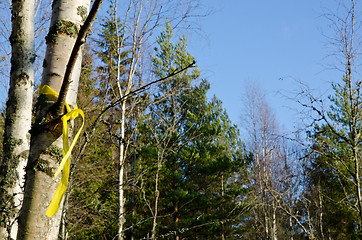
<box><xmin>115</xmin><ymin>9</ymin><xmax>127</xmax><ymax>239</ymax></box>
<box><xmin>115</xmin><ymin>5</ymin><xmax>127</xmax><ymax>237</ymax></box>
<box><xmin>0</xmin><ymin>0</ymin><xmax>34</xmax><ymax>238</ymax></box>
<box><xmin>118</xmin><ymin>100</ymin><xmax>126</xmax><ymax>240</ymax></box>
<box><xmin>17</xmin><ymin>0</ymin><xmax>90</xmax><ymax>239</ymax></box>
<box><xmin>114</xmin><ymin>1</ymin><xmax>139</xmax><ymax>238</ymax></box>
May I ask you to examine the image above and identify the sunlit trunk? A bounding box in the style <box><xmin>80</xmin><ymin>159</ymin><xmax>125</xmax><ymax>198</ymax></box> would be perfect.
<box><xmin>0</xmin><ymin>0</ymin><xmax>34</xmax><ymax>238</ymax></box>
<box><xmin>272</xmin><ymin>201</ymin><xmax>277</xmax><ymax>240</ymax></box>
<box><xmin>118</xmin><ymin>100</ymin><xmax>126</xmax><ymax>240</ymax></box>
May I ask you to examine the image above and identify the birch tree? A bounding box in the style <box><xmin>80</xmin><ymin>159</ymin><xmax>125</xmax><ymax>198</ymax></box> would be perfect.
<box><xmin>242</xmin><ymin>84</ymin><xmax>278</xmax><ymax>239</ymax></box>
<box><xmin>0</xmin><ymin>0</ymin><xmax>34</xmax><ymax>238</ymax></box>
<box><xmin>241</xmin><ymin>83</ymin><xmax>301</xmax><ymax>239</ymax></box>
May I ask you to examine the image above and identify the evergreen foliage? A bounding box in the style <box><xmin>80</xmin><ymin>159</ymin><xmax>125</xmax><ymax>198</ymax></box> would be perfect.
<box><xmin>305</xmin><ymin>75</ymin><xmax>362</xmax><ymax>239</ymax></box>
<box><xmin>129</xmin><ymin>23</ymin><xmax>249</xmax><ymax>239</ymax></box>
<box><xmin>67</xmin><ymin>21</ymin><xmax>250</xmax><ymax>239</ymax></box>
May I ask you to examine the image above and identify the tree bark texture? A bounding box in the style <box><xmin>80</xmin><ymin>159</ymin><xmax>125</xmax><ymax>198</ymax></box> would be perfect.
<box><xmin>0</xmin><ymin>0</ymin><xmax>35</xmax><ymax>238</ymax></box>
<box><xmin>17</xmin><ymin>0</ymin><xmax>90</xmax><ymax>239</ymax></box>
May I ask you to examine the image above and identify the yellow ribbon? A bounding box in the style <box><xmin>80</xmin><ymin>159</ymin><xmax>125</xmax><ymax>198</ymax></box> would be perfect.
<box><xmin>39</xmin><ymin>85</ymin><xmax>84</xmax><ymax>217</ymax></box>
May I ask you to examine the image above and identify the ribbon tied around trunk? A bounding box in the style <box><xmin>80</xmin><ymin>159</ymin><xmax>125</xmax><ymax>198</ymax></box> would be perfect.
<box><xmin>39</xmin><ymin>85</ymin><xmax>84</xmax><ymax>217</ymax></box>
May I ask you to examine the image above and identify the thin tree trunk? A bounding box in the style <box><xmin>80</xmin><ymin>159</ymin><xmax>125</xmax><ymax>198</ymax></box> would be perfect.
<box><xmin>114</xmin><ymin>2</ymin><xmax>131</xmax><ymax>238</ymax></box>
<box><xmin>130</xmin><ymin>149</ymin><xmax>137</xmax><ymax>240</ymax></box>
<box><xmin>151</xmin><ymin>152</ymin><xmax>162</xmax><ymax>239</ymax></box>
<box><xmin>175</xmin><ymin>205</ymin><xmax>180</xmax><ymax>240</ymax></box>
<box><xmin>221</xmin><ymin>174</ymin><xmax>225</xmax><ymax>240</ymax></box>
<box><xmin>0</xmin><ymin>0</ymin><xmax>34</xmax><ymax>238</ymax></box>
<box><xmin>265</xmin><ymin>213</ymin><xmax>269</xmax><ymax>239</ymax></box>
<box><xmin>118</xmin><ymin>100</ymin><xmax>126</xmax><ymax>240</ymax></box>
<box><xmin>289</xmin><ymin>215</ymin><xmax>293</xmax><ymax>240</ymax></box>
<box><xmin>318</xmin><ymin>180</ymin><xmax>325</xmax><ymax>240</ymax></box>
<box><xmin>272</xmin><ymin>201</ymin><xmax>277</xmax><ymax>240</ymax></box>
<box><xmin>17</xmin><ymin>0</ymin><xmax>90</xmax><ymax>238</ymax></box>
<box><xmin>353</xmin><ymin>147</ymin><xmax>362</xmax><ymax>223</ymax></box>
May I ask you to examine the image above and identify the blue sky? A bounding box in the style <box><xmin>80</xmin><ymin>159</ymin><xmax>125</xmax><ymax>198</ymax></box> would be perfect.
<box><xmin>189</xmin><ymin>0</ymin><xmax>345</xmax><ymax>131</ymax></box>
<box><xmin>0</xmin><ymin>0</ymin><xmax>348</xmax><ymax>132</ymax></box>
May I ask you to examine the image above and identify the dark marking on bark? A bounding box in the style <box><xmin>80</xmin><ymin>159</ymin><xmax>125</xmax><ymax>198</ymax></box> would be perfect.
<box><xmin>47</xmin><ymin>72</ymin><xmax>61</xmax><ymax>77</ymax></box>
<box><xmin>30</xmin><ymin>53</ymin><xmax>36</xmax><ymax>63</ymax></box>
<box><xmin>43</xmin><ymin>59</ymin><xmax>48</xmax><ymax>68</ymax></box>
<box><xmin>15</xmin><ymin>72</ymin><xmax>30</xmax><ymax>87</ymax></box>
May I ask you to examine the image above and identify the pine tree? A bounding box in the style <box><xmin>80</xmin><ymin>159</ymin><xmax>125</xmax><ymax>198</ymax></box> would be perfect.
<box><xmin>132</xmin><ymin>23</ymin><xmax>249</xmax><ymax>239</ymax></box>
<box><xmin>306</xmin><ymin>75</ymin><xmax>362</xmax><ymax>239</ymax></box>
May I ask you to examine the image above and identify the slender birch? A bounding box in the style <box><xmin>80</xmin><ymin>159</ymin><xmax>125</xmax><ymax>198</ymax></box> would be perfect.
<box><xmin>0</xmin><ymin>0</ymin><xmax>35</xmax><ymax>238</ymax></box>
<box><xmin>114</xmin><ymin>1</ymin><xmax>160</xmax><ymax>238</ymax></box>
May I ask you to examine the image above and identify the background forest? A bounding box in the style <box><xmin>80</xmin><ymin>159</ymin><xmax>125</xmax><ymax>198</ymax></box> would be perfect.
<box><xmin>0</xmin><ymin>0</ymin><xmax>361</xmax><ymax>239</ymax></box>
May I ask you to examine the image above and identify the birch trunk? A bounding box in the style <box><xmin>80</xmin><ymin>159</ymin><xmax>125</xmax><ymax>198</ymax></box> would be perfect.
<box><xmin>118</xmin><ymin>100</ymin><xmax>126</xmax><ymax>240</ymax></box>
<box><xmin>0</xmin><ymin>0</ymin><xmax>34</xmax><ymax>238</ymax></box>
<box><xmin>115</xmin><ymin>1</ymin><xmax>140</xmax><ymax>236</ymax></box>
<box><xmin>115</xmin><ymin>9</ymin><xmax>127</xmax><ymax>237</ymax></box>
<box><xmin>17</xmin><ymin>0</ymin><xmax>90</xmax><ymax>239</ymax></box>
<box><xmin>272</xmin><ymin>201</ymin><xmax>277</xmax><ymax>240</ymax></box>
